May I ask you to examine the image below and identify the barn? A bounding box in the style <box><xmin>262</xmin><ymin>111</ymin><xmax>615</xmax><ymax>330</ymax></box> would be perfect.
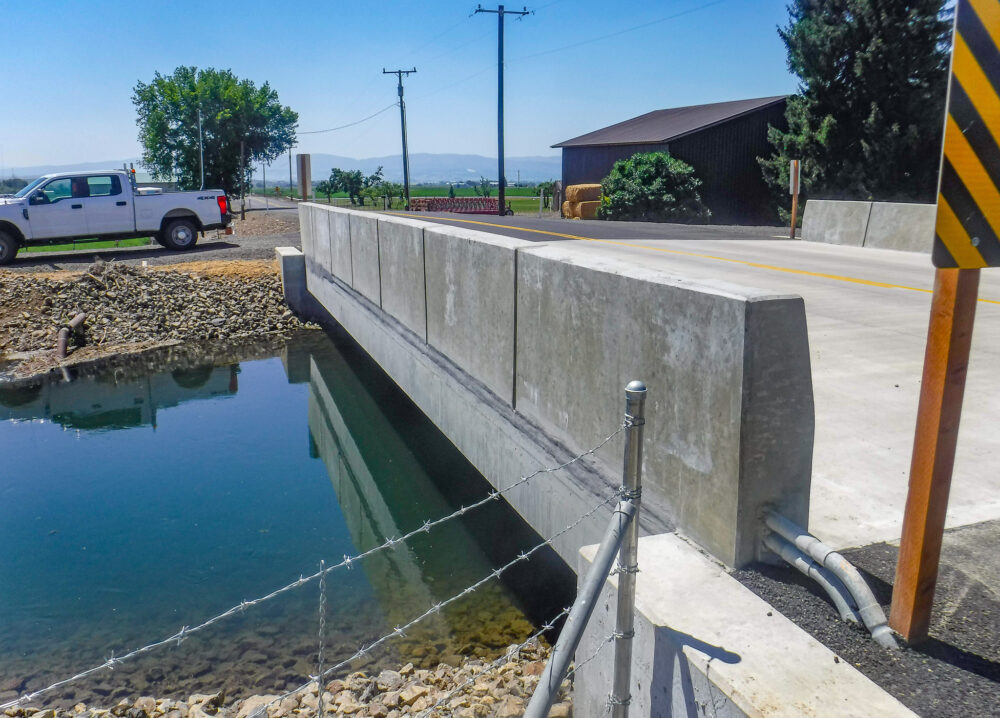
<box><xmin>552</xmin><ymin>96</ymin><xmax>787</xmax><ymax>224</ymax></box>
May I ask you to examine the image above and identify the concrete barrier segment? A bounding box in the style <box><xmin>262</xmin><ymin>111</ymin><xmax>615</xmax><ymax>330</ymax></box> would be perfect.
<box><xmin>424</xmin><ymin>224</ymin><xmax>537</xmax><ymax>405</ymax></box>
<box><xmin>514</xmin><ymin>245</ymin><xmax>813</xmax><ymax>568</ymax></box>
<box><xmin>802</xmin><ymin>199</ymin><xmax>872</xmax><ymax>247</ymax></box>
<box><xmin>376</xmin><ymin>215</ymin><xmax>447</xmax><ymax>341</ymax></box>
<box><xmin>349</xmin><ymin>212</ymin><xmax>382</xmax><ymax>306</ymax></box>
<box><xmin>863</xmin><ymin>201</ymin><xmax>936</xmax><ymax>253</ymax></box>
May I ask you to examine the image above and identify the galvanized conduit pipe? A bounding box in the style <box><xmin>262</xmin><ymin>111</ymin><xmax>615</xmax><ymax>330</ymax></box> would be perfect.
<box><xmin>762</xmin><ymin>532</ymin><xmax>860</xmax><ymax>624</ymax></box>
<box><xmin>765</xmin><ymin>511</ymin><xmax>899</xmax><ymax>650</ymax></box>
<box><xmin>523</xmin><ymin>500</ymin><xmax>637</xmax><ymax>718</ymax></box>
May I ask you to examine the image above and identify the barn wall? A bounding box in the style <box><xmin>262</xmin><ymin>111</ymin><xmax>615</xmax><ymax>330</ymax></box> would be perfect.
<box><xmin>669</xmin><ymin>101</ymin><xmax>786</xmax><ymax>224</ymax></box>
<box><xmin>559</xmin><ymin>101</ymin><xmax>787</xmax><ymax>225</ymax></box>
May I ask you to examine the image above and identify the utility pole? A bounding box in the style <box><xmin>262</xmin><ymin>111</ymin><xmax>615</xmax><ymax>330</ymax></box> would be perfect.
<box><xmin>197</xmin><ymin>109</ymin><xmax>205</xmax><ymax>190</ymax></box>
<box><xmin>475</xmin><ymin>4</ymin><xmax>530</xmax><ymax>216</ymax></box>
<box><xmin>383</xmin><ymin>68</ymin><xmax>416</xmax><ymax>210</ymax></box>
<box><xmin>289</xmin><ymin>149</ymin><xmax>294</xmax><ymax>198</ymax></box>
<box><xmin>240</xmin><ymin>140</ymin><xmax>246</xmax><ymax>220</ymax></box>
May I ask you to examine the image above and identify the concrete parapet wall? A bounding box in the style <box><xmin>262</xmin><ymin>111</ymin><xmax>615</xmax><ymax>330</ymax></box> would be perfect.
<box><xmin>377</xmin><ymin>216</ymin><xmax>437</xmax><ymax>340</ymax></box>
<box><xmin>576</xmin><ymin>534</ymin><xmax>917</xmax><ymax>718</ymax></box>
<box><xmin>802</xmin><ymin>199</ymin><xmax>872</xmax><ymax>247</ymax></box>
<box><xmin>803</xmin><ymin>199</ymin><xmax>936</xmax><ymax>253</ymax></box>
<box><xmin>297</xmin><ymin>203</ymin><xmax>814</xmax><ymax>569</ymax></box>
<box><xmin>424</xmin><ymin>225</ymin><xmax>534</xmax><ymax>404</ymax></box>
<box><xmin>515</xmin><ymin>247</ymin><xmax>813</xmax><ymax>567</ymax></box>
<box><xmin>350</xmin><ymin>212</ymin><xmax>381</xmax><ymax>305</ymax></box>
<box><xmin>864</xmin><ymin>201</ymin><xmax>936</xmax><ymax>252</ymax></box>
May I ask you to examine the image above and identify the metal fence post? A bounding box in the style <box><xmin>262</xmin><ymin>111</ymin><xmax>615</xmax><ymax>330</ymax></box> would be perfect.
<box><xmin>611</xmin><ymin>380</ymin><xmax>646</xmax><ymax>718</ymax></box>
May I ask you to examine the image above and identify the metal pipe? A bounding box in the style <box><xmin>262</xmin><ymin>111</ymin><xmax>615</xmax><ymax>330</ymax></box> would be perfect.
<box><xmin>765</xmin><ymin>511</ymin><xmax>899</xmax><ymax>649</ymax></box>
<box><xmin>762</xmin><ymin>532</ymin><xmax>860</xmax><ymax>624</ymax></box>
<box><xmin>56</xmin><ymin>313</ymin><xmax>86</xmax><ymax>359</ymax></box>
<box><xmin>611</xmin><ymin>380</ymin><xmax>646</xmax><ymax>718</ymax></box>
<box><xmin>524</xmin><ymin>500</ymin><xmax>637</xmax><ymax>718</ymax></box>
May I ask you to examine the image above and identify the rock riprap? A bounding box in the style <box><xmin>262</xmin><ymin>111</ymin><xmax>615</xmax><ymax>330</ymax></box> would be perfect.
<box><xmin>0</xmin><ymin>260</ymin><xmax>316</xmax><ymax>358</ymax></box>
<box><xmin>2</xmin><ymin>642</ymin><xmax>573</xmax><ymax>718</ymax></box>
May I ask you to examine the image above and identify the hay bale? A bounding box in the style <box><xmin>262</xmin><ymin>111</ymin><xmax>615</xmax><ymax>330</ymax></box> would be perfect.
<box><xmin>578</xmin><ymin>200</ymin><xmax>600</xmax><ymax>219</ymax></box>
<box><xmin>562</xmin><ymin>201</ymin><xmax>573</xmax><ymax>218</ymax></box>
<box><xmin>565</xmin><ymin>184</ymin><xmax>602</xmax><ymax>203</ymax></box>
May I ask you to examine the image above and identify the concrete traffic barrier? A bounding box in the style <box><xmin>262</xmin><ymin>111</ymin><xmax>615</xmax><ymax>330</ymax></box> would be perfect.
<box><xmin>515</xmin><ymin>245</ymin><xmax>814</xmax><ymax>568</ymax></box>
<box><xmin>378</xmin><ymin>215</ymin><xmax>441</xmax><ymax>340</ymax></box>
<box><xmin>802</xmin><ymin>199</ymin><xmax>872</xmax><ymax>246</ymax></box>
<box><xmin>349</xmin><ymin>212</ymin><xmax>381</xmax><ymax>305</ymax></box>
<box><xmin>328</xmin><ymin>208</ymin><xmax>353</xmax><ymax>283</ymax></box>
<box><xmin>424</xmin><ymin>224</ymin><xmax>535</xmax><ymax>404</ymax></box>
<box><xmin>863</xmin><ymin>201</ymin><xmax>936</xmax><ymax>252</ymax></box>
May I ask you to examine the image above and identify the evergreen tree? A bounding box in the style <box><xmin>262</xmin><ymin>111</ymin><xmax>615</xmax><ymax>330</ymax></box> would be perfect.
<box><xmin>761</xmin><ymin>0</ymin><xmax>952</xmax><ymax>207</ymax></box>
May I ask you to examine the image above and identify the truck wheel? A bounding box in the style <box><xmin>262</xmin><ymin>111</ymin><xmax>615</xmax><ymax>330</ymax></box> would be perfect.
<box><xmin>0</xmin><ymin>231</ymin><xmax>18</xmax><ymax>266</ymax></box>
<box><xmin>162</xmin><ymin>218</ymin><xmax>199</xmax><ymax>251</ymax></box>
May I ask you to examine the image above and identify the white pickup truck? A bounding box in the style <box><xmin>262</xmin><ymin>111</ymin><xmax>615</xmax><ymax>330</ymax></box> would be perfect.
<box><xmin>0</xmin><ymin>169</ymin><xmax>232</xmax><ymax>265</ymax></box>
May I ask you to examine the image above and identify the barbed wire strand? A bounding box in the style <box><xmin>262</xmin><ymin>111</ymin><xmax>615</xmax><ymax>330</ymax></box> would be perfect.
<box><xmin>3</xmin><ymin>424</ymin><xmax>623</xmax><ymax>710</ymax></box>
<box><xmin>415</xmin><ymin>607</ymin><xmax>571</xmax><ymax>718</ymax></box>
<box><xmin>248</xmin><ymin>489</ymin><xmax>623</xmax><ymax>718</ymax></box>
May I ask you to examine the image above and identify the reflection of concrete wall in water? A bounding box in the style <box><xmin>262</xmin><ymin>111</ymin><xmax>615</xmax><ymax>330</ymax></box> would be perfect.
<box><xmin>304</xmin><ymin>345</ymin><xmax>527</xmax><ymax>657</ymax></box>
<box><xmin>0</xmin><ymin>366</ymin><xmax>238</xmax><ymax>430</ymax></box>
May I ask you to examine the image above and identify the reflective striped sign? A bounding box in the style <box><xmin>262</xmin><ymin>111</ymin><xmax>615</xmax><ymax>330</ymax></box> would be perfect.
<box><xmin>935</xmin><ymin>0</ymin><xmax>1000</xmax><ymax>267</ymax></box>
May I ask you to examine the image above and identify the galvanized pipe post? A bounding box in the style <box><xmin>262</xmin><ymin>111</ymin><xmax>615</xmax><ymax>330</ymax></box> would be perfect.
<box><xmin>611</xmin><ymin>380</ymin><xmax>646</xmax><ymax>718</ymax></box>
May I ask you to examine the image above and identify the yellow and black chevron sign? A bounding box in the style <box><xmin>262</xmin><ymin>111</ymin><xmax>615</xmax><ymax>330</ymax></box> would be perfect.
<box><xmin>935</xmin><ymin>0</ymin><xmax>1000</xmax><ymax>267</ymax></box>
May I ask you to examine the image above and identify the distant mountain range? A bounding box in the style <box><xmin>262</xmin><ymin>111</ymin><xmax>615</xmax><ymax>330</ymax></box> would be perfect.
<box><xmin>6</xmin><ymin>153</ymin><xmax>562</xmax><ymax>185</ymax></box>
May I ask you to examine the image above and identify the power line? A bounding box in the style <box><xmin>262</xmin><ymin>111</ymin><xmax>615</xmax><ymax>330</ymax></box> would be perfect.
<box><xmin>298</xmin><ymin>103</ymin><xmax>399</xmax><ymax>135</ymax></box>
<box><xmin>517</xmin><ymin>0</ymin><xmax>728</xmax><ymax>62</ymax></box>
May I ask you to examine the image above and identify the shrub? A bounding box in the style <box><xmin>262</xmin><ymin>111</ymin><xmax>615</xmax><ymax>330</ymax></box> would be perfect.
<box><xmin>599</xmin><ymin>152</ymin><xmax>710</xmax><ymax>223</ymax></box>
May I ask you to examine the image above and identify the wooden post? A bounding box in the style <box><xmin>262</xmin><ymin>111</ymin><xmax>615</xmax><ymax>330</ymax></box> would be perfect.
<box><xmin>789</xmin><ymin>159</ymin><xmax>800</xmax><ymax>240</ymax></box>
<box><xmin>889</xmin><ymin>267</ymin><xmax>980</xmax><ymax>643</ymax></box>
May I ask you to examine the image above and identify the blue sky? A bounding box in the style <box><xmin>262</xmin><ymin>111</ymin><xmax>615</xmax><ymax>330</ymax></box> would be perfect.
<box><xmin>1</xmin><ymin>0</ymin><xmax>796</xmax><ymax>170</ymax></box>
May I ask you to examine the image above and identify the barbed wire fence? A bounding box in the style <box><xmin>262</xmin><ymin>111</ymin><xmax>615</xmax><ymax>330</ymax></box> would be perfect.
<box><xmin>2</xmin><ymin>415</ymin><xmax>631</xmax><ymax>714</ymax></box>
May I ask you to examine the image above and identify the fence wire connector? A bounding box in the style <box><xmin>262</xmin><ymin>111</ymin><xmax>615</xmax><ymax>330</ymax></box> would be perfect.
<box><xmin>106</xmin><ymin>651</ymin><xmax>121</xmax><ymax>671</ymax></box>
<box><xmin>343</xmin><ymin>555</ymin><xmax>353</xmax><ymax>570</ymax></box>
<box><xmin>623</xmin><ymin>414</ymin><xmax>645</xmax><ymax>428</ymax></box>
<box><xmin>611</xmin><ymin>630</ymin><xmax>634</xmax><ymax>640</ymax></box>
<box><xmin>608</xmin><ymin>693</ymin><xmax>631</xmax><ymax>707</ymax></box>
<box><xmin>175</xmin><ymin>625</ymin><xmax>189</xmax><ymax>646</ymax></box>
<box><xmin>239</xmin><ymin>599</ymin><xmax>251</xmax><ymax>612</ymax></box>
<box><xmin>421</xmin><ymin>520</ymin><xmax>432</xmax><ymax>533</ymax></box>
<box><xmin>429</xmin><ymin>602</ymin><xmax>443</xmax><ymax>614</ymax></box>
<box><xmin>613</xmin><ymin>560</ymin><xmax>640</xmax><ymax>576</ymax></box>
<box><xmin>619</xmin><ymin>486</ymin><xmax>641</xmax><ymax>501</ymax></box>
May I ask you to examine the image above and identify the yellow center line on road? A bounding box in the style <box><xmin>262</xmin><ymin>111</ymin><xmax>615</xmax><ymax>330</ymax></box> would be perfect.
<box><xmin>387</xmin><ymin>212</ymin><xmax>1000</xmax><ymax>306</ymax></box>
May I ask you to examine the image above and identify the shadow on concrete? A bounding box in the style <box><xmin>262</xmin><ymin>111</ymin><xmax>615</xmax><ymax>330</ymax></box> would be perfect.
<box><xmin>12</xmin><ymin>242</ymin><xmax>240</xmax><ymax>268</ymax></box>
<box><xmin>652</xmin><ymin>627</ymin><xmax>741</xmax><ymax>717</ymax></box>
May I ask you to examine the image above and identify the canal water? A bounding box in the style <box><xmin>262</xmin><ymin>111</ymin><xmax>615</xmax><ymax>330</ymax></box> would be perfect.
<box><xmin>0</xmin><ymin>329</ymin><xmax>574</xmax><ymax>707</ymax></box>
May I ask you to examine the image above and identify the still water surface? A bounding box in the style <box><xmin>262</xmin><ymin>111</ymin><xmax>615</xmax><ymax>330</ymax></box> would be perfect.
<box><xmin>0</xmin><ymin>330</ymin><xmax>572</xmax><ymax>706</ymax></box>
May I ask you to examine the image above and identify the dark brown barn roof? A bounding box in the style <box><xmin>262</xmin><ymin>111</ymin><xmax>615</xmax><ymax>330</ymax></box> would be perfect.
<box><xmin>552</xmin><ymin>96</ymin><xmax>787</xmax><ymax>148</ymax></box>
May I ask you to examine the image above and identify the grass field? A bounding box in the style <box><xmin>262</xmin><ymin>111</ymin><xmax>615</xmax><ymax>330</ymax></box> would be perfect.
<box><xmin>24</xmin><ymin>237</ymin><xmax>153</xmax><ymax>253</ymax></box>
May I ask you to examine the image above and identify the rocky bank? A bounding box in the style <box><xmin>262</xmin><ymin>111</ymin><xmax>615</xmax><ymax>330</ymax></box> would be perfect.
<box><xmin>0</xmin><ymin>259</ymin><xmax>318</xmax><ymax>380</ymax></box>
<box><xmin>3</xmin><ymin>642</ymin><xmax>572</xmax><ymax>718</ymax></box>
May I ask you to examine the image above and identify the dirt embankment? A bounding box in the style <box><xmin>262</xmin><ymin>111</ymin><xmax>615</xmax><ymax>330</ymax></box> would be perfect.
<box><xmin>0</xmin><ymin>259</ymin><xmax>318</xmax><ymax>380</ymax></box>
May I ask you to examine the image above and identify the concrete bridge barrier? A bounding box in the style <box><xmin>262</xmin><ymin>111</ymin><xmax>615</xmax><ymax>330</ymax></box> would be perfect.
<box><xmin>288</xmin><ymin>203</ymin><xmax>916</xmax><ymax>718</ymax></box>
<box><xmin>298</xmin><ymin>202</ymin><xmax>814</xmax><ymax>569</ymax></box>
<box><xmin>802</xmin><ymin>198</ymin><xmax>936</xmax><ymax>252</ymax></box>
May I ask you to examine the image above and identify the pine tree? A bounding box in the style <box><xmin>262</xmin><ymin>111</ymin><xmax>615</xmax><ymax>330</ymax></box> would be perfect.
<box><xmin>761</xmin><ymin>0</ymin><xmax>952</xmax><ymax>208</ymax></box>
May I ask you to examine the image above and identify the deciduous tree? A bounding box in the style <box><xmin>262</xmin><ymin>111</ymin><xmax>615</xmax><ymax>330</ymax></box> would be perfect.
<box><xmin>133</xmin><ymin>67</ymin><xmax>298</xmax><ymax>196</ymax></box>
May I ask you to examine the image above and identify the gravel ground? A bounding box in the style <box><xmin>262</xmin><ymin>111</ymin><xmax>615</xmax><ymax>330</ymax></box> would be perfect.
<box><xmin>8</xmin><ymin>208</ymin><xmax>300</xmax><ymax>271</ymax></box>
<box><xmin>733</xmin><ymin>520</ymin><xmax>1000</xmax><ymax>717</ymax></box>
<box><xmin>0</xmin><ymin>258</ymin><xmax>318</xmax><ymax>380</ymax></box>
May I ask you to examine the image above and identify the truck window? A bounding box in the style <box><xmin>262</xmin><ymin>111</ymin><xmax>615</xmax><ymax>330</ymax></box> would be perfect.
<box><xmin>42</xmin><ymin>178</ymin><xmax>73</xmax><ymax>202</ymax></box>
<box><xmin>87</xmin><ymin>175</ymin><xmax>121</xmax><ymax>197</ymax></box>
